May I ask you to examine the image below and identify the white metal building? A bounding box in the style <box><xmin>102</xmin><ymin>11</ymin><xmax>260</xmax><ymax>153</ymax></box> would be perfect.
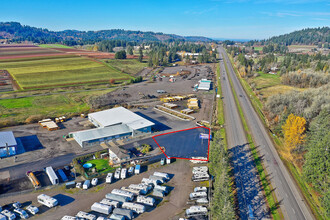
<box><xmin>0</xmin><ymin>131</ymin><xmax>17</xmax><ymax>158</ymax></box>
<box><xmin>71</xmin><ymin>107</ymin><xmax>154</xmax><ymax>148</ymax></box>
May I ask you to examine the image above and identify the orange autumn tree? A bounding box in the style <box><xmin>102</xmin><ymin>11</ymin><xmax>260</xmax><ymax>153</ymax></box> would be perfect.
<box><xmin>282</xmin><ymin>113</ymin><xmax>306</xmax><ymax>162</ymax></box>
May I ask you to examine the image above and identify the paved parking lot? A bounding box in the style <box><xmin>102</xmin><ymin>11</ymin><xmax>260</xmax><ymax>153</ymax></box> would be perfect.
<box><xmin>153</xmin><ymin>127</ymin><xmax>210</xmax><ymax>159</ymax></box>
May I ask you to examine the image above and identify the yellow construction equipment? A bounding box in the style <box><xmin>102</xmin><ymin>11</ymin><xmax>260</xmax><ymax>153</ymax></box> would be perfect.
<box><xmin>187</xmin><ymin>98</ymin><xmax>199</xmax><ymax>109</ymax></box>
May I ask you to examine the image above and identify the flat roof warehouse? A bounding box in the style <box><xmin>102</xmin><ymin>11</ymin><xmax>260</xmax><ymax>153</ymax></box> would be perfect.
<box><xmin>71</xmin><ymin>107</ymin><xmax>155</xmax><ymax>148</ymax></box>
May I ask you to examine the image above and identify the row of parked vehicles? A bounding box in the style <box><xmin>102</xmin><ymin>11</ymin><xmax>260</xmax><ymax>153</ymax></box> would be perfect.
<box><xmin>185</xmin><ymin>166</ymin><xmax>210</xmax><ymax>218</ymax></box>
<box><xmin>0</xmin><ymin>194</ymin><xmax>57</xmax><ymax>220</ymax></box>
<box><xmin>61</xmin><ymin>171</ymin><xmax>172</xmax><ymax>220</ymax></box>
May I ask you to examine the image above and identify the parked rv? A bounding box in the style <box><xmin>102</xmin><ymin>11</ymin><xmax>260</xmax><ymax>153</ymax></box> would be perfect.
<box><xmin>111</xmin><ymin>189</ymin><xmax>134</xmax><ymax>201</ymax></box>
<box><xmin>120</xmin><ymin>168</ymin><xmax>127</xmax><ymax>179</ymax></box>
<box><xmin>1</xmin><ymin>210</ymin><xmax>15</xmax><ymax>220</ymax></box>
<box><xmin>105</xmin><ymin>193</ymin><xmax>130</xmax><ymax>203</ymax></box>
<box><xmin>45</xmin><ymin>166</ymin><xmax>59</xmax><ymax>185</ymax></box>
<box><xmin>91</xmin><ymin>202</ymin><xmax>112</xmax><ymax>215</ymax></box>
<box><xmin>106</xmin><ymin>173</ymin><xmax>113</xmax><ymax>183</ymax></box>
<box><xmin>153</xmin><ymin>172</ymin><xmax>170</xmax><ymax>180</ymax></box>
<box><xmin>61</xmin><ymin>216</ymin><xmax>77</xmax><ymax>220</ymax></box>
<box><xmin>185</xmin><ymin>206</ymin><xmax>208</xmax><ymax>217</ymax></box>
<box><xmin>12</xmin><ymin>202</ymin><xmax>21</xmax><ymax>209</ymax></box>
<box><xmin>189</xmin><ymin>192</ymin><xmax>207</xmax><ymax>200</ymax></box>
<box><xmin>100</xmin><ymin>198</ymin><xmax>120</xmax><ymax>208</ymax></box>
<box><xmin>114</xmin><ymin>168</ymin><xmax>121</xmax><ymax>179</ymax></box>
<box><xmin>112</xmin><ymin>208</ymin><xmax>134</xmax><ymax>220</ymax></box>
<box><xmin>137</xmin><ymin>195</ymin><xmax>155</xmax><ymax>206</ymax></box>
<box><xmin>128</xmin><ymin>167</ymin><xmax>134</xmax><ymax>175</ymax></box>
<box><xmin>109</xmin><ymin>214</ymin><xmax>125</xmax><ymax>220</ymax></box>
<box><xmin>14</xmin><ymin>208</ymin><xmax>29</xmax><ymax>219</ymax></box>
<box><xmin>26</xmin><ymin>205</ymin><xmax>39</xmax><ymax>215</ymax></box>
<box><xmin>37</xmin><ymin>194</ymin><xmax>58</xmax><ymax>208</ymax></box>
<box><xmin>134</xmin><ymin>165</ymin><xmax>141</xmax><ymax>174</ymax></box>
<box><xmin>83</xmin><ymin>180</ymin><xmax>91</xmax><ymax>190</ymax></box>
<box><xmin>194</xmin><ymin>187</ymin><xmax>207</xmax><ymax>193</ymax></box>
<box><xmin>122</xmin><ymin>202</ymin><xmax>145</xmax><ymax>214</ymax></box>
<box><xmin>91</xmin><ymin>178</ymin><xmax>98</xmax><ymax>186</ymax></box>
<box><xmin>160</xmin><ymin>158</ymin><xmax>165</xmax><ymax>165</ymax></box>
<box><xmin>76</xmin><ymin>211</ymin><xmax>96</xmax><ymax>220</ymax></box>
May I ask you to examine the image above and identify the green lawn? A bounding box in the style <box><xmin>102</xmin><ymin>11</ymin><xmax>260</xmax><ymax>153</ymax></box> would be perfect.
<box><xmin>0</xmin><ymin>88</ymin><xmax>115</xmax><ymax>126</ymax></box>
<box><xmin>254</xmin><ymin>46</ymin><xmax>263</xmax><ymax>51</ymax></box>
<box><xmin>38</xmin><ymin>44</ymin><xmax>73</xmax><ymax>48</ymax></box>
<box><xmin>105</xmin><ymin>59</ymin><xmax>147</xmax><ymax>75</ymax></box>
<box><xmin>86</xmin><ymin>159</ymin><xmax>115</xmax><ymax>173</ymax></box>
<box><xmin>0</xmin><ymin>56</ymin><xmax>131</xmax><ymax>89</ymax></box>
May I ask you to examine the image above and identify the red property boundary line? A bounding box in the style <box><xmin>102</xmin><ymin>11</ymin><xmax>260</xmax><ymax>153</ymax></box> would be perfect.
<box><xmin>152</xmin><ymin>126</ymin><xmax>211</xmax><ymax>161</ymax></box>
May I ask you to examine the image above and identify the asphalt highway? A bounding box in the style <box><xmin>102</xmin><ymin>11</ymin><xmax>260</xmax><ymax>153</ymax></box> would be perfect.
<box><xmin>218</xmin><ymin>50</ymin><xmax>268</xmax><ymax>219</ymax></box>
<box><xmin>219</xmin><ymin>46</ymin><xmax>314</xmax><ymax>220</ymax></box>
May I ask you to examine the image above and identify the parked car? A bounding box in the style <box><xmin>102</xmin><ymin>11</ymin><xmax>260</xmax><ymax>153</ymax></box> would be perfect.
<box><xmin>26</xmin><ymin>205</ymin><xmax>39</xmax><ymax>215</ymax></box>
<box><xmin>91</xmin><ymin>178</ymin><xmax>98</xmax><ymax>186</ymax></box>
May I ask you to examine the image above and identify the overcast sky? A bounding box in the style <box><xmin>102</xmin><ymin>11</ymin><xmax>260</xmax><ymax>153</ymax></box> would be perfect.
<box><xmin>1</xmin><ymin>0</ymin><xmax>329</xmax><ymax>39</ymax></box>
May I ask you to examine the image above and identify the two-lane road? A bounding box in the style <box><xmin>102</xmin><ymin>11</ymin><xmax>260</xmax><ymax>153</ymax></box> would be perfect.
<box><xmin>219</xmin><ymin>46</ymin><xmax>314</xmax><ymax>220</ymax></box>
<box><xmin>218</xmin><ymin>51</ymin><xmax>269</xmax><ymax>219</ymax></box>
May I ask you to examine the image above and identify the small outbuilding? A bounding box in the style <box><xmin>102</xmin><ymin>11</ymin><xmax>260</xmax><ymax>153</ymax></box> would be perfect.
<box><xmin>0</xmin><ymin>131</ymin><xmax>17</xmax><ymax>158</ymax></box>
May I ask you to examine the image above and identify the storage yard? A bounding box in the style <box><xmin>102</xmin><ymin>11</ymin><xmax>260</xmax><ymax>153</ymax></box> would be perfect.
<box><xmin>0</xmin><ymin>159</ymin><xmax>210</xmax><ymax>219</ymax></box>
<box><xmin>0</xmin><ymin>47</ymin><xmax>215</xmax><ymax>219</ymax></box>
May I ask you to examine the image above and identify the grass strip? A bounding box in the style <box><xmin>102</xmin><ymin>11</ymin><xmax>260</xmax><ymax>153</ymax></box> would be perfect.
<box><xmin>225</xmin><ymin>50</ymin><xmax>324</xmax><ymax>220</ymax></box>
<box><xmin>223</xmin><ymin>57</ymin><xmax>282</xmax><ymax>220</ymax></box>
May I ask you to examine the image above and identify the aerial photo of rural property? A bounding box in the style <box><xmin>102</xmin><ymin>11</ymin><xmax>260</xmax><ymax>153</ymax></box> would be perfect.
<box><xmin>0</xmin><ymin>0</ymin><xmax>329</xmax><ymax>220</ymax></box>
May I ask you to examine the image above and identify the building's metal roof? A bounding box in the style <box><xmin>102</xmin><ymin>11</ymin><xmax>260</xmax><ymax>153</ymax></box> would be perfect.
<box><xmin>0</xmin><ymin>131</ymin><xmax>17</xmax><ymax>147</ymax></box>
<box><xmin>88</xmin><ymin>107</ymin><xmax>154</xmax><ymax>130</ymax></box>
<box><xmin>73</xmin><ymin>124</ymin><xmax>131</xmax><ymax>143</ymax></box>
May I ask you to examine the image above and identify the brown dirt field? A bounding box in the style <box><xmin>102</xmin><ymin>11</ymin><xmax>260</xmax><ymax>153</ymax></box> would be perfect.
<box><xmin>0</xmin><ymin>53</ymin><xmax>69</xmax><ymax>60</ymax></box>
<box><xmin>0</xmin><ymin>44</ymin><xmax>39</xmax><ymax>48</ymax></box>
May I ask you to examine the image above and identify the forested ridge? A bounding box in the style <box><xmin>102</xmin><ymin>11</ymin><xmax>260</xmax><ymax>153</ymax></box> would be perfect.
<box><xmin>248</xmin><ymin>27</ymin><xmax>330</xmax><ymax>46</ymax></box>
<box><xmin>0</xmin><ymin>22</ymin><xmax>211</xmax><ymax>44</ymax></box>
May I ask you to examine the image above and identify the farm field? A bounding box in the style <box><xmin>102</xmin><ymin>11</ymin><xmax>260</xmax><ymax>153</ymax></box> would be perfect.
<box><xmin>38</xmin><ymin>44</ymin><xmax>73</xmax><ymax>48</ymax></box>
<box><xmin>0</xmin><ymin>56</ymin><xmax>131</xmax><ymax>89</ymax></box>
<box><xmin>253</xmin><ymin>46</ymin><xmax>263</xmax><ymax>51</ymax></box>
<box><xmin>248</xmin><ymin>72</ymin><xmax>304</xmax><ymax>98</ymax></box>
<box><xmin>0</xmin><ymin>88</ymin><xmax>116</xmax><ymax>126</ymax></box>
<box><xmin>0</xmin><ymin>45</ymin><xmax>66</xmax><ymax>59</ymax></box>
<box><xmin>105</xmin><ymin>59</ymin><xmax>147</xmax><ymax>75</ymax></box>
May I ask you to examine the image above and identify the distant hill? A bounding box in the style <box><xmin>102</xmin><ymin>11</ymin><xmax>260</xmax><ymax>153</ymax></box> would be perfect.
<box><xmin>262</xmin><ymin>27</ymin><xmax>330</xmax><ymax>46</ymax></box>
<box><xmin>0</xmin><ymin>22</ymin><xmax>212</xmax><ymax>44</ymax></box>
